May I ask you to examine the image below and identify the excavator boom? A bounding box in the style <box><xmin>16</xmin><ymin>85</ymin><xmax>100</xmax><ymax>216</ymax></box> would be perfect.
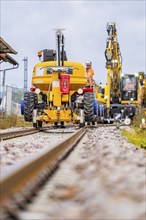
<box><xmin>105</xmin><ymin>22</ymin><xmax>122</xmax><ymax>108</ymax></box>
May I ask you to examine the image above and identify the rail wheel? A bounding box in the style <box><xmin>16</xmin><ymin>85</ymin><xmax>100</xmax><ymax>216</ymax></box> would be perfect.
<box><xmin>54</xmin><ymin>122</ymin><xmax>58</xmax><ymax>126</ymax></box>
<box><xmin>38</xmin><ymin>120</ymin><xmax>42</xmax><ymax>128</ymax></box>
<box><xmin>79</xmin><ymin>122</ymin><xmax>85</xmax><ymax>128</ymax></box>
<box><xmin>33</xmin><ymin>121</ymin><xmax>42</xmax><ymax>128</ymax></box>
<box><xmin>24</xmin><ymin>92</ymin><xmax>38</xmax><ymax>122</ymax></box>
<box><xmin>84</xmin><ymin>92</ymin><xmax>94</xmax><ymax>124</ymax></box>
<box><xmin>61</xmin><ymin>121</ymin><xmax>65</xmax><ymax>128</ymax></box>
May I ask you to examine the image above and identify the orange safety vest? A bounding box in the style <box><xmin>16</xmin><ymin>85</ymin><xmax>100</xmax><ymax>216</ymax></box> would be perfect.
<box><xmin>86</xmin><ymin>67</ymin><xmax>95</xmax><ymax>86</ymax></box>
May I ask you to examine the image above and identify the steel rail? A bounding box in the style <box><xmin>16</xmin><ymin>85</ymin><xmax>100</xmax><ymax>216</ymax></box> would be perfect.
<box><xmin>0</xmin><ymin>127</ymin><xmax>86</xmax><ymax>212</ymax></box>
<box><xmin>0</xmin><ymin>124</ymin><xmax>77</xmax><ymax>141</ymax></box>
<box><xmin>0</xmin><ymin>124</ymin><xmax>116</xmax><ymax>141</ymax></box>
<box><xmin>0</xmin><ymin>128</ymin><xmax>40</xmax><ymax>141</ymax></box>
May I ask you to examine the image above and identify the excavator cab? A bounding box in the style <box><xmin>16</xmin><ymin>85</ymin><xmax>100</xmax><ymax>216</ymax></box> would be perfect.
<box><xmin>121</xmin><ymin>75</ymin><xmax>138</xmax><ymax>101</ymax></box>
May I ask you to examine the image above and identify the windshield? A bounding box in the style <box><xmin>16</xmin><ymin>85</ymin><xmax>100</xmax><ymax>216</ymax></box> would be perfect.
<box><xmin>122</xmin><ymin>75</ymin><xmax>137</xmax><ymax>91</ymax></box>
<box><xmin>35</xmin><ymin>66</ymin><xmax>44</xmax><ymax>76</ymax></box>
<box><xmin>46</xmin><ymin>66</ymin><xmax>73</xmax><ymax>74</ymax></box>
<box><xmin>121</xmin><ymin>75</ymin><xmax>138</xmax><ymax>100</ymax></box>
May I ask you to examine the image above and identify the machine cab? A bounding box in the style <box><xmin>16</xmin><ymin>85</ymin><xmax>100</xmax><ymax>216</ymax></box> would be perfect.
<box><xmin>121</xmin><ymin>74</ymin><xmax>138</xmax><ymax>101</ymax></box>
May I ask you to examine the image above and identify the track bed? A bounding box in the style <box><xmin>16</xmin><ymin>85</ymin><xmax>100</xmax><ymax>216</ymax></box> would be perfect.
<box><xmin>17</xmin><ymin>127</ymin><xmax>146</xmax><ymax>220</ymax></box>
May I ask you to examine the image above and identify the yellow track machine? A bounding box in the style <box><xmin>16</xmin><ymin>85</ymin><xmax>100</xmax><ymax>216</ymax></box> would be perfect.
<box><xmin>96</xmin><ymin>22</ymin><xmax>145</xmax><ymax>124</ymax></box>
<box><xmin>23</xmin><ymin>30</ymin><xmax>95</xmax><ymax>127</ymax></box>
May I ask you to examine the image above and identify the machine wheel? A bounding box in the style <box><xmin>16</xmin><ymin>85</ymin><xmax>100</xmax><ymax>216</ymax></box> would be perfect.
<box><xmin>24</xmin><ymin>92</ymin><xmax>38</xmax><ymax>122</ymax></box>
<box><xmin>84</xmin><ymin>92</ymin><xmax>94</xmax><ymax>123</ymax></box>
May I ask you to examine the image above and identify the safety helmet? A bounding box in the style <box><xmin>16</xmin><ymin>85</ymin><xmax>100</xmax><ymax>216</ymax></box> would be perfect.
<box><xmin>86</xmin><ymin>61</ymin><xmax>92</xmax><ymax>66</ymax></box>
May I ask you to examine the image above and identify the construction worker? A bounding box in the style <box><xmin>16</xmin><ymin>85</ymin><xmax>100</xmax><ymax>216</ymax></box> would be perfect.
<box><xmin>85</xmin><ymin>61</ymin><xmax>95</xmax><ymax>86</ymax></box>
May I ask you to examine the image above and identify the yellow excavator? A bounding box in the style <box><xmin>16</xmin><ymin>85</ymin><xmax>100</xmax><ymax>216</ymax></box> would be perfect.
<box><xmin>97</xmin><ymin>22</ymin><xmax>145</xmax><ymax>124</ymax></box>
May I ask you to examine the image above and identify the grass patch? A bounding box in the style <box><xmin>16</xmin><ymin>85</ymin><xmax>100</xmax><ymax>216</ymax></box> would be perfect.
<box><xmin>0</xmin><ymin>115</ymin><xmax>32</xmax><ymax>129</ymax></box>
<box><xmin>121</xmin><ymin>108</ymin><xmax>146</xmax><ymax>149</ymax></box>
<box><xmin>121</xmin><ymin>128</ymin><xmax>146</xmax><ymax>148</ymax></box>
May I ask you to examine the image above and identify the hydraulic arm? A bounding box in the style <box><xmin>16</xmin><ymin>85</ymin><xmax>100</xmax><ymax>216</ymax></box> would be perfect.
<box><xmin>105</xmin><ymin>22</ymin><xmax>122</xmax><ymax>109</ymax></box>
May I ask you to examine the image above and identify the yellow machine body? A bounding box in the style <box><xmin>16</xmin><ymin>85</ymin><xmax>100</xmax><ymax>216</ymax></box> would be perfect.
<box><xmin>32</xmin><ymin>61</ymin><xmax>87</xmax><ymax>124</ymax></box>
<box><xmin>32</xmin><ymin>61</ymin><xmax>87</xmax><ymax>92</ymax></box>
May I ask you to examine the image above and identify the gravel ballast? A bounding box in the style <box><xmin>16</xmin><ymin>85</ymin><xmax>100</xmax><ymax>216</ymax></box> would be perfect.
<box><xmin>16</xmin><ymin>126</ymin><xmax>146</xmax><ymax>220</ymax></box>
<box><xmin>0</xmin><ymin>128</ymin><xmax>75</xmax><ymax>174</ymax></box>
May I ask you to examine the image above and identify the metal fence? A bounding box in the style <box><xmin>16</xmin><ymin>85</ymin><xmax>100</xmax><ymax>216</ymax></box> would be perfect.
<box><xmin>0</xmin><ymin>85</ymin><xmax>25</xmax><ymax>115</ymax></box>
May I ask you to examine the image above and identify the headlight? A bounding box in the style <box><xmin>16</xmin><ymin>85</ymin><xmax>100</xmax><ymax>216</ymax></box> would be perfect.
<box><xmin>78</xmin><ymin>88</ymin><xmax>83</xmax><ymax>95</ymax></box>
<box><xmin>35</xmin><ymin>88</ymin><xmax>41</xmax><ymax>94</ymax></box>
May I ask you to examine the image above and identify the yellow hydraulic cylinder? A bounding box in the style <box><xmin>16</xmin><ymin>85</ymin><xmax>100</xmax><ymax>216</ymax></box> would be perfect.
<box><xmin>52</xmin><ymin>72</ymin><xmax>61</xmax><ymax>107</ymax></box>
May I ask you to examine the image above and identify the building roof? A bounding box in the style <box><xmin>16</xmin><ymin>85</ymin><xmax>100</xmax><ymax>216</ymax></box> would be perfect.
<box><xmin>0</xmin><ymin>53</ymin><xmax>18</xmax><ymax>65</ymax></box>
<box><xmin>0</xmin><ymin>37</ymin><xmax>18</xmax><ymax>65</ymax></box>
<box><xmin>0</xmin><ymin>37</ymin><xmax>17</xmax><ymax>54</ymax></box>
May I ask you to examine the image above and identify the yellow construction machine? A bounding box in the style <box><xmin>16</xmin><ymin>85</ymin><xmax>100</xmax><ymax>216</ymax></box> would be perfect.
<box><xmin>23</xmin><ymin>30</ymin><xmax>96</xmax><ymax>127</ymax></box>
<box><xmin>96</xmin><ymin>22</ymin><xmax>145</xmax><ymax>124</ymax></box>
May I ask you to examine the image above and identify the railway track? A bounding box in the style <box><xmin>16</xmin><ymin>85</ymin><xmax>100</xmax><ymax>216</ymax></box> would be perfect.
<box><xmin>0</xmin><ymin>127</ymin><xmax>86</xmax><ymax>220</ymax></box>
<box><xmin>0</xmin><ymin>128</ymin><xmax>40</xmax><ymax>141</ymax></box>
<box><xmin>0</xmin><ymin>123</ymin><xmax>117</xmax><ymax>141</ymax></box>
<box><xmin>0</xmin><ymin>124</ymin><xmax>78</xmax><ymax>141</ymax></box>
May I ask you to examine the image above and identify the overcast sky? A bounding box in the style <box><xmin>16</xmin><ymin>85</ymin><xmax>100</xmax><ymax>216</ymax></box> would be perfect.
<box><xmin>0</xmin><ymin>0</ymin><xmax>145</xmax><ymax>89</ymax></box>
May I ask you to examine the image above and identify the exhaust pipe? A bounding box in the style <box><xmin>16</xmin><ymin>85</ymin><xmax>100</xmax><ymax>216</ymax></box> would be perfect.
<box><xmin>57</xmin><ymin>34</ymin><xmax>61</xmax><ymax>66</ymax></box>
<box><xmin>62</xmin><ymin>34</ymin><xmax>64</xmax><ymax>66</ymax></box>
<box><xmin>54</xmin><ymin>29</ymin><xmax>65</xmax><ymax>67</ymax></box>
